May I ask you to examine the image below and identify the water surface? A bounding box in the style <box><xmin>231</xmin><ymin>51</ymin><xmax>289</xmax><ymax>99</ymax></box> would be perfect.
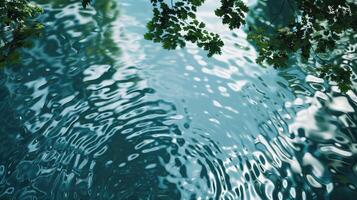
<box><xmin>0</xmin><ymin>0</ymin><xmax>356</xmax><ymax>199</ymax></box>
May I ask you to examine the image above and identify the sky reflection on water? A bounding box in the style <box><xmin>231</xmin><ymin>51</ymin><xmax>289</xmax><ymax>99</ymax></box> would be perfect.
<box><xmin>0</xmin><ymin>0</ymin><xmax>356</xmax><ymax>199</ymax></box>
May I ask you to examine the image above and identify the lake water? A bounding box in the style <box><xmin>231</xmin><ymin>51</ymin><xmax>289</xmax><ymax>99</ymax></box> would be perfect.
<box><xmin>0</xmin><ymin>0</ymin><xmax>356</xmax><ymax>199</ymax></box>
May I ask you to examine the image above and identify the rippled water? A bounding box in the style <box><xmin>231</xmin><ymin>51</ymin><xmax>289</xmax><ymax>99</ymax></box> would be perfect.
<box><xmin>1</xmin><ymin>0</ymin><xmax>356</xmax><ymax>199</ymax></box>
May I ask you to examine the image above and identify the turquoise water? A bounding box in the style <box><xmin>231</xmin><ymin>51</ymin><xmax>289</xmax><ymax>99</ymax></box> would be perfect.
<box><xmin>0</xmin><ymin>0</ymin><xmax>356</xmax><ymax>199</ymax></box>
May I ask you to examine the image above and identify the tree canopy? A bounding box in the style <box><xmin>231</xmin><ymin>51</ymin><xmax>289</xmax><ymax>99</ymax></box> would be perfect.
<box><xmin>0</xmin><ymin>0</ymin><xmax>43</xmax><ymax>64</ymax></box>
<box><xmin>247</xmin><ymin>0</ymin><xmax>356</xmax><ymax>92</ymax></box>
<box><xmin>1</xmin><ymin>0</ymin><xmax>356</xmax><ymax>92</ymax></box>
<box><xmin>143</xmin><ymin>0</ymin><xmax>356</xmax><ymax>92</ymax></box>
<box><xmin>144</xmin><ymin>0</ymin><xmax>247</xmax><ymax>56</ymax></box>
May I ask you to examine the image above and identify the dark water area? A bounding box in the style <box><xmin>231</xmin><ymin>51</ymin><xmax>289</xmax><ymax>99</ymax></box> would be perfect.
<box><xmin>0</xmin><ymin>0</ymin><xmax>356</xmax><ymax>199</ymax></box>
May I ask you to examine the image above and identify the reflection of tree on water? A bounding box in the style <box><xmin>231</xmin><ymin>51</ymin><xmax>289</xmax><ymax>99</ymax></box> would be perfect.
<box><xmin>245</xmin><ymin>1</ymin><xmax>357</xmax><ymax>199</ymax></box>
<box><xmin>247</xmin><ymin>0</ymin><xmax>356</xmax><ymax>92</ymax></box>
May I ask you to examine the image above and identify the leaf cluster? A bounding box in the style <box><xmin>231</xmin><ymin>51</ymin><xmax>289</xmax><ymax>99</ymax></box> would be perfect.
<box><xmin>1</xmin><ymin>0</ymin><xmax>355</xmax><ymax>93</ymax></box>
<box><xmin>247</xmin><ymin>0</ymin><xmax>356</xmax><ymax>92</ymax></box>
<box><xmin>0</xmin><ymin>0</ymin><xmax>43</xmax><ymax>65</ymax></box>
<box><xmin>144</xmin><ymin>0</ymin><xmax>247</xmax><ymax>56</ymax></box>
<box><xmin>82</xmin><ymin>0</ymin><xmax>91</xmax><ymax>8</ymax></box>
<box><xmin>0</xmin><ymin>0</ymin><xmax>94</xmax><ymax>66</ymax></box>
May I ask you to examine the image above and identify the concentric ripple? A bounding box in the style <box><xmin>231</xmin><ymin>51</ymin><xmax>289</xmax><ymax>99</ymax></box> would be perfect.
<box><xmin>0</xmin><ymin>0</ymin><xmax>356</xmax><ymax>199</ymax></box>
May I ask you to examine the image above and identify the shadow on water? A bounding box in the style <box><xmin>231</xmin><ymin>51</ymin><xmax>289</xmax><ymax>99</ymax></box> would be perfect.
<box><xmin>0</xmin><ymin>0</ymin><xmax>356</xmax><ymax>200</ymax></box>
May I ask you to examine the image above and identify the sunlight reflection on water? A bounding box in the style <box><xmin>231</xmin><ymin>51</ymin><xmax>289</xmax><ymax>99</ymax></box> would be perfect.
<box><xmin>0</xmin><ymin>0</ymin><xmax>356</xmax><ymax>199</ymax></box>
